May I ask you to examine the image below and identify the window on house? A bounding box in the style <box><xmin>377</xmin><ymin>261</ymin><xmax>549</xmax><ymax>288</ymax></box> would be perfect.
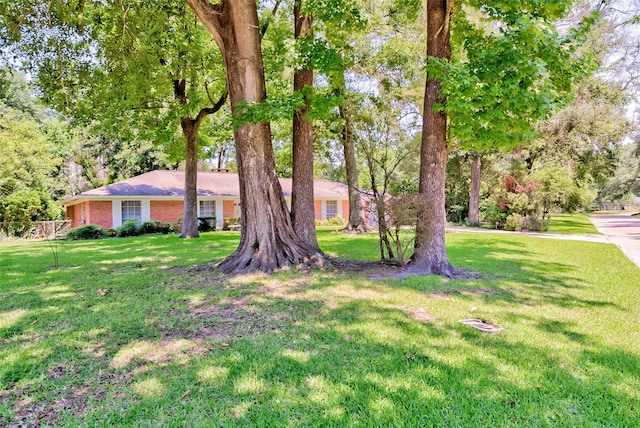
<box><xmin>199</xmin><ymin>200</ymin><xmax>216</xmax><ymax>218</ymax></box>
<box><xmin>326</xmin><ymin>200</ymin><xmax>338</xmax><ymax>219</ymax></box>
<box><xmin>122</xmin><ymin>201</ymin><xmax>141</xmax><ymax>224</ymax></box>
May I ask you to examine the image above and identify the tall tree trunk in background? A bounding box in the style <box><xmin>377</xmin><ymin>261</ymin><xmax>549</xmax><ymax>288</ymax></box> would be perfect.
<box><xmin>404</xmin><ymin>0</ymin><xmax>457</xmax><ymax>277</ymax></box>
<box><xmin>179</xmin><ymin>93</ymin><xmax>227</xmax><ymax>238</ymax></box>
<box><xmin>291</xmin><ymin>0</ymin><xmax>320</xmax><ymax>251</ymax></box>
<box><xmin>340</xmin><ymin>100</ymin><xmax>367</xmax><ymax>233</ymax></box>
<box><xmin>174</xmin><ymin>76</ymin><xmax>201</xmax><ymax>239</ymax></box>
<box><xmin>187</xmin><ymin>0</ymin><xmax>326</xmax><ymax>273</ymax></box>
<box><xmin>467</xmin><ymin>152</ymin><xmax>481</xmax><ymax>225</ymax></box>
<box><xmin>181</xmin><ymin>117</ymin><xmax>200</xmax><ymax>238</ymax></box>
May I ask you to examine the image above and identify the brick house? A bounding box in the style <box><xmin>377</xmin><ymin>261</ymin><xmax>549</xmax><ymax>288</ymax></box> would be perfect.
<box><xmin>62</xmin><ymin>170</ymin><xmax>352</xmax><ymax>230</ymax></box>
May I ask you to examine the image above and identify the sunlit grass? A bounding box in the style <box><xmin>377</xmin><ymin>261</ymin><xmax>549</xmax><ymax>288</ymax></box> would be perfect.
<box><xmin>1</xmin><ymin>229</ymin><xmax>639</xmax><ymax>426</ymax></box>
<box><xmin>547</xmin><ymin>212</ymin><xmax>601</xmax><ymax>235</ymax></box>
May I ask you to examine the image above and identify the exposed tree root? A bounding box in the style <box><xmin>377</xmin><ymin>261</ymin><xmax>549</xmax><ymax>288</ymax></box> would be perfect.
<box><xmin>340</xmin><ymin>223</ymin><xmax>369</xmax><ymax>234</ymax></box>
<box><xmin>216</xmin><ymin>245</ymin><xmax>330</xmax><ymax>274</ymax></box>
<box><xmin>398</xmin><ymin>260</ymin><xmax>472</xmax><ymax>279</ymax></box>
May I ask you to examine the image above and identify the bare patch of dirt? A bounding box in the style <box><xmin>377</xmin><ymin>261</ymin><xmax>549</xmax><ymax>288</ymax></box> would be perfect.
<box><xmin>170</xmin><ymin>256</ymin><xmax>479</xmax><ymax>284</ymax></box>
<box><xmin>328</xmin><ymin>258</ymin><xmax>401</xmax><ymax>279</ymax></box>
<box><xmin>182</xmin><ymin>296</ymin><xmax>298</xmax><ymax>340</ymax></box>
<box><xmin>8</xmin><ymin>386</ymin><xmax>89</xmax><ymax>428</ymax></box>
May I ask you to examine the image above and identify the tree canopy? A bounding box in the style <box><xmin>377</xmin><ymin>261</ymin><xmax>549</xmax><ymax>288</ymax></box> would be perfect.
<box><xmin>2</xmin><ymin>0</ymin><xmax>638</xmax><ymax>274</ymax></box>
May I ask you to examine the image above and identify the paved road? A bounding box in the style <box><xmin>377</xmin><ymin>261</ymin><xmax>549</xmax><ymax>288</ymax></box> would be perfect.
<box><xmin>590</xmin><ymin>213</ymin><xmax>640</xmax><ymax>269</ymax></box>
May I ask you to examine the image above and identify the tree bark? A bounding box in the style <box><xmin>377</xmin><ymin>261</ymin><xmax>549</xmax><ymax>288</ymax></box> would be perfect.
<box><xmin>404</xmin><ymin>0</ymin><xmax>457</xmax><ymax>277</ymax></box>
<box><xmin>467</xmin><ymin>152</ymin><xmax>481</xmax><ymax>225</ymax></box>
<box><xmin>340</xmin><ymin>101</ymin><xmax>367</xmax><ymax>233</ymax></box>
<box><xmin>177</xmin><ymin>80</ymin><xmax>227</xmax><ymax>238</ymax></box>
<box><xmin>181</xmin><ymin>117</ymin><xmax>200</xmax><ymax>238</ymax></box>
<box><xmin>187</xmin><ymin>0</ymin><xmax>326</xmax><ymax>273</ymax></box>
<box><xmin>291</xmin><ymin>1</ymin><xmax>320</xmax><ymax>251</ymax></box>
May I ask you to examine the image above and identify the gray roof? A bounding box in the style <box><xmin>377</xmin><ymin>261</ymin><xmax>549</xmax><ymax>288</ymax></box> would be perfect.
<box><xmin>63</xmin><ymin>170</ymin><xmax>349</xmax><ymax>204</ymax></box>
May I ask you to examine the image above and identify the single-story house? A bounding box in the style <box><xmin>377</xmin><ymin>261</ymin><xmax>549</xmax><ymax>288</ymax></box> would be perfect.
<box><xmin>62</xmin><ymin>170</ymin><xmax>352</xmax><ymax>230</ymax></box>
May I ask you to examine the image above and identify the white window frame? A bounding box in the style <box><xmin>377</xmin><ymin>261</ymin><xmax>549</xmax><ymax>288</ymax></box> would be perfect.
<box><xmin>121</xmin><ymin>200</ymin><xmax>142</xmax><ymax>224</ymax></box>
<box><xmin>198</xmin><ymin>200</ymin><xmax>216</xmax><ymax>218</ymax></box>
<box><xmin>325</xmin><ymin>200</ymin><xmax>338</xmax><ymax>219</ymax></box>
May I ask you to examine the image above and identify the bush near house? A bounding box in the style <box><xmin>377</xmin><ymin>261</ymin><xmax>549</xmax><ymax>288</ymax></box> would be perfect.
<box><xmin>197</xmin><ymin>217</ymin><xmax>216</xmax><ymax>232</ymax></box>
<box><xmin>67</xmin><ymin>220</ymin><xmax>175</xmax><ymax>240</ymax></box>
<box><xmin>66</xmin><ymin>224</ymin><xmax>106</xmax><ymax>240</ymax></box>
<box><xmin>117</xmin><ymin>220</ymin><xmax>141</xmax><ymax>237</ymax></box>
<box><xmin>315</xmin><ymin>216</ymin><xmax>347</xmax><ymax>227</ymax></box>
<box><xmin>140</xmin><ymin>220</ymin><xmax>172</xmax><ymax>235</ymax></box>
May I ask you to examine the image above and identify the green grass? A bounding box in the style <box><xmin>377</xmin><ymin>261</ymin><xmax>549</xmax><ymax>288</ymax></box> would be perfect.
<box><xmin>547</xmin><ymin>213</ymin><xmax>601</xmax><ymax>235</ymax></box>
<box><xmin>1</xmin><ymin>230</ymin><xmax>639</xmax><ymax>426</ymax></box>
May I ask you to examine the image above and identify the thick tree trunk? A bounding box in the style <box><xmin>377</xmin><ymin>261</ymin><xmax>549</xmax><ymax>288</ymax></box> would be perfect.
<box><xmin>340</xmin><ymin>102</ymin><xmax>367</xmax><ymax>233</ymax></box>
<box><xmin>181</xmin><ymin>118</ymin><xmax>200</xmax><ymax>238</ymax></box>
<box><xmin>291</xmin><ymin>1</ymin><xmax>320</xmax><ymax>250</ymax></box>
<box><xmin>404</xmin><ymin>0</ymin><xmax>457</xmax><ymax>277</ymax></box>
<box><xmin>187</xmin><ymin>0</ymin><xmax>326</xmax><ymax>273</ymax></box>
<box><xmin>467</xmin><ymin>152</ymin><xmax>481</xmax><ymax>225</ymax></box>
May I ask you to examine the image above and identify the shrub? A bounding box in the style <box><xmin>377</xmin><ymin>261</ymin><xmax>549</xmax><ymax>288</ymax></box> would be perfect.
<box><xmin>528</xmin><ymin>214</ymin><xmax>549</xmax><ymax>232</ymax></box>
<box><xmin>480</xmin><ymin>198</ymin><xmax>507</xmax><ymax>228</ymax></box>
<box><xmin>173</xmin><ymin>216</ymin><xmax>183</xmax><ymax>233</ymax></box>
<box><xmin>504</xmin><ymin>213</ymin><xmax>526</xmax><ymax>231</ymax></box>
<box><xmin>224</xmin><ymin>216</ymin><xmax>241</xmax><ymax>230</ymax></box>
<box><xmin>315</xmin><ymin>216</ymin><xmax>347</xmax><ymax>227</ymax></box>
<box><xmin>140</xmin><ymin>220</ymin><xmax>172</xmax><ymax>235</ymax></box>
<box><xmin>387</xmin><ymin>194</ymin><xmax>418</xmax><ymax>265</ymax></box>
<box><xmin>67</xmin><ymin>225</ymin><xmax>106</xmax><ymax>240</ymax></box>
<box><xmin>117</xmin><ymin>220</ymin><xmax>140</xmax><ymax>237</ymax></box>
<box><xmin>198</xmin><ymin>217</ymin><xmax>216</xmax><ymax>232</ymax></box>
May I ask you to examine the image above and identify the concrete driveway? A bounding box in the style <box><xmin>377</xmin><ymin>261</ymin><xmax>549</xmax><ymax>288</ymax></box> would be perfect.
<box><xmin>590</xmin><ymin>213</ymin><xmax>640</xmax><ymax>269</ymax></box>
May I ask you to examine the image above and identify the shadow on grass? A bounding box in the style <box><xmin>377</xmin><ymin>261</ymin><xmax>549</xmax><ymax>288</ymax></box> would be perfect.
<box><xmin>6</xmin><ymin>285</ymin><xmax>635</xmax><ymax>427</ymax></box>
<box><xmin>2</xmin><ymin>232</ymin><xmax>638</xmax><ymax>426</ymax></box>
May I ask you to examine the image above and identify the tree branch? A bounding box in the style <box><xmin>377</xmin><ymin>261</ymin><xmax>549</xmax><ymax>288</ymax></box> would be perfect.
<box><xmin>260</xmin><ymin>0</ymin><xmax>283</xmax><ymax>39</ymax></box>
<box><xmin>186</xmin><ymin>0</ymin><xmax>226</xmax><ymax>54</ymax></box>
<box><xmin>194</xmin><ymin>91</ymin><xmax>228</xmax><ymax>128</ymax></box>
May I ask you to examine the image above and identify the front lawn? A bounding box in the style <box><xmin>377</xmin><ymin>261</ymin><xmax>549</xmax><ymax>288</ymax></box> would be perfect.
<box><xmin>1</xmin><ymin>231</ymin><xmax>638</xmax><ymax>426</ymax></box>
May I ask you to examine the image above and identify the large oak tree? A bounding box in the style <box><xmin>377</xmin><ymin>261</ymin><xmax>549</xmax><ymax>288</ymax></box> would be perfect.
<box><xmin>186</xmin><ymin>0</ymin><xmax>326</xmax><ymax>273</ymax></box>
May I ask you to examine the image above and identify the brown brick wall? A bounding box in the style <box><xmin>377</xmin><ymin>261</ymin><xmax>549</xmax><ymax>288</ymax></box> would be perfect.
<box><xmin>314</xmin><ymin>200</ymin><xmax>322</xmax><ymax>220</ymax></box>
<box><xmin>151</xmin><ymin>201</ymin><xmax>183</xmax><ymax>224</ymax></box>
<box><xmin>223</xmin><ymin>200</ymin><xmax>235</xmax><ymax>219</ymax></box>
<box><xmin>86</xmin><ymin>201</ymin><xmax>112</xmax><ymax>229</ymax></box>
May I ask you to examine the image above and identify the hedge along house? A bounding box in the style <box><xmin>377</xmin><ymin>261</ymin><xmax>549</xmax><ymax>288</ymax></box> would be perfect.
<box><xmin>62</xmin><ymin>170</ymin><xmax>351</xmax><ymax>230</ymax></box>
